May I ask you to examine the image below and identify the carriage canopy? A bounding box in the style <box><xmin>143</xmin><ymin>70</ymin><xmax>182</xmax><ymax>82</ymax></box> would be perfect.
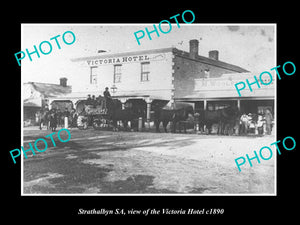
<box><xmin>75</xmin><ymin>96</ymin><xmax>107</xmax><ymax>115</ymax></box>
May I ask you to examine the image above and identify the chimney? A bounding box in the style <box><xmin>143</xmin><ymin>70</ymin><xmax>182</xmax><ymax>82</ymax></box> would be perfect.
<box><xmin>59</xmin><ymin>77</ymin><xmax>67</xmax><ymax>87</ymax></box>
<box><xmin>189</xmin><ymin>39</ymin><xmax>199</xmax><ymax>59</ymax></box>
<box><xmin>208</xmin><ymin>50</ymin><xmax>219</xmax><ymax>60</ymax></box>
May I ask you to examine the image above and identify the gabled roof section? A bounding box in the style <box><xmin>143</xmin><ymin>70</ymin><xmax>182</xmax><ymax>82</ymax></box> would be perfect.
<box><xmin>26</xmin><ymin>82</ymin><xmax>72</xmax><ymax>98</ymax></box>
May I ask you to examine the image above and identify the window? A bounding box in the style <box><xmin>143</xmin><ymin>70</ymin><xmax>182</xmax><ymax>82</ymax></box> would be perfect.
<box><xmin>114</xmin><ymin>65</ymin><xmax>122</xmax><ymax>83</ymax></box>
<box><xmin>90</xmin><ymin>67</ymin><xmax>97</xmax><ymax>84</ymax></box>
<box><xmin>204</xmin><ymin>69</ymin><xmax>210</xmax><ymax>78</ymax></box>
<box><xmin>141</xmin><ymin>62</ymin><xmax>150</xmax><ymax>82</ymax></box>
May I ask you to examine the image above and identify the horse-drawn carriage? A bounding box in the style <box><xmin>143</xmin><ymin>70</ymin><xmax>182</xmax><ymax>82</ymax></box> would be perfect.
<box><xmin>75</xmin><ymin>97</ymin><xmax>111</xmax><ymax>130</ymax></box>
<box><xmin>75</xmin><ymin>96</ymin><xmax>145</xmax><ymax>131</ymax></box>
<box><xmin>37</xmin><ymin>97</ymin><xmax>115</xmax><ymax>131</ymax></box>
<box><xmin>37</xmin><ymin>95</ymin><xmax>270</xmax><ymax>135</ymax></box>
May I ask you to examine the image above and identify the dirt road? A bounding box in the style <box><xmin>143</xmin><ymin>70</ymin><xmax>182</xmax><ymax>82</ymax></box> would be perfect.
<box><xmin>23</xmin><ymin>128</ymin><xmax>275</xmax><ymax>194</ymax></box>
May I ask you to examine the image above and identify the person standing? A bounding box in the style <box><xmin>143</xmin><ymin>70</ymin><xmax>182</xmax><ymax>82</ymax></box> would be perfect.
<box><xmin>70</xmin><ymin>108</ymin><xmax>77</xmax><ymax>128</ymax></box>
<box><xmin>63</xmin><ymin>108</ymin><xmax>70</xmax><ymax>118</ymax></box>
<box><xmin>103</xmin><ymin>87</ymin><xmax>111</xmax><ymax>111</ymax></box>
<box><xmin>256</xmin><ymin>114</ymin><xmax>265</xmax><ymax>135</ymax></box>
<box><xmin>103</xmin><ymin>87</ymin><xmax>111</xmax><ymax>98</ymax></box>
<box><xmin>264</xmin><ymin>109</ymin><xmax>273</xmax><ymax>135</ymax></box>
<box><xmin>49</xmin><ymin>108</ymin><xmax>57</xmax><ymax>131</ymax></box>
<box><xmin>86</xmin><ymin>94</ymin><xmax>92</xmax><ymax>105</ymax></box>
<box><xmin>91</xmin><ymin>95</ymin><xmax>97</xmax><ymax>107</ymax></box>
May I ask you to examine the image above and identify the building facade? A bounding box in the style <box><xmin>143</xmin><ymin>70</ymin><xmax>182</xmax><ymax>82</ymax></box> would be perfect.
<box><xmin>178</xmin><ymin>72</ymin><xmax>275</xmax><ymax>114</ymax></box>
<box><xmin>67</xmin><ymin>39</ymin><xmax>273</xmax><ymax>123</ymax></box>
<box><xmin>39</xmin><ymin>38</ymin><xmax>274</xmax><ymax>127</ymax></box>
<box><xmin>23</xmin><ymin>78</ymin><xmax>72</xmax><ymax>126</ymax></box>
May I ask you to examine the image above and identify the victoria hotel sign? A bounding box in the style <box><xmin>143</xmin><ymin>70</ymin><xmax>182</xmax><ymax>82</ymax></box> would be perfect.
<box><xmin>86</xmin><ymin>53</ymin><xmax>167</xmax><ymax>66</ymax></box>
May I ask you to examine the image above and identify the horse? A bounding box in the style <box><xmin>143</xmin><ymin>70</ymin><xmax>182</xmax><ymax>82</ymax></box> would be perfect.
<box><xmin>37</xmin><ymin>110</ymin><xmax>50</xmax><ymax>130</ymax></box>
<box><xmin>219</xmin><ymin>106</ymin><xmax>240</xmax><ymax>135</ymax></box>
<box><xmin>106</xmin><ymin>98</ymin><xmax>140</xmax><ymax>131</ymax></box>
<box><xmin>153</xmin><ymin>103</ymin><xmax>193</xmax><ymax>133</ymax></box>
<box><xmin>198</xmin><ymin>106</ymin><xmax>239</xmax><ymax>135</ymax></box>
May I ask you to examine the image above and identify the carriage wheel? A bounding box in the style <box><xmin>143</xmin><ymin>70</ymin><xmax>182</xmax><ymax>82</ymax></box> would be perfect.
<box><xmin>92</xmin><ymin>119</ymin><xmax>102</xmax><ymax>130</ymax></box>
<box><xmin>78</xmin><ymin>126</ymin><xmax>85</xmax><ymax>130</ymax></box>
<box><xmin>77</xmin><ymin>116</ymin><xmax>88</xmax><ymax>130</ymax></box>
<box><xmin>78</xmin><ymin>123</ymin><xmax>88</xmax><ymax>130</ymax></box>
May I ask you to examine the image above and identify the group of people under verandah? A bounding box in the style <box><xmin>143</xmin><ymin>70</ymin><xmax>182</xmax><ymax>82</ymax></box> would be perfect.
<box><xmin>190</xmin><ymin>108</ymin><xmax>274</xmax><ymax>136</ymax></box>
<box><xmin>239</xmin><ymin>109</ymin><xmax>273</xmax><ymax>135</ymax></box>
<box><xmin>37</xmin><ymin>105</ymin><xmax>78</xmax><ymax>131</ymax></box>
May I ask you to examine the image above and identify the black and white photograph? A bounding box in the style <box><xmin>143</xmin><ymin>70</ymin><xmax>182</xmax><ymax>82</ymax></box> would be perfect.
<box><xmin>3</xmin><ymin>3</ymin><xmax>300</xmax><ymax>220</ymax></box>
<box><xmin>21</xmin><ymin>24</ymin><xmax>276</xmax><ymax>195</ymax></box>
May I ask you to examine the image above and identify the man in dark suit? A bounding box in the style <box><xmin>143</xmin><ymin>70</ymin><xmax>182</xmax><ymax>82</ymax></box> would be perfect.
<box><xmin>103</xmin><ymin>87</ymin><xmax>111</xmax><ymax>98</ymax></box>
<box><xmin>103</xmin><ymin>87</ymin><xmax>111</xmax><ymax>111</ymax></box>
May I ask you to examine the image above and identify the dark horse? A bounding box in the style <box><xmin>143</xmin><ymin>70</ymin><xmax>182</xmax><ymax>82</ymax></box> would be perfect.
<box><xmin>106</xmin><ymin>98</ymin><xmax>140</xmax><ymax>131</ymax></box>
<box><xmin>153</xmin><ymin>103</ymin><xmax>194</xmax><ymax>133</ymax></box>
<box><xmin>198</xmin><ymin>106</ymin><xmax>239</xmax><ymax>134</ymax></box>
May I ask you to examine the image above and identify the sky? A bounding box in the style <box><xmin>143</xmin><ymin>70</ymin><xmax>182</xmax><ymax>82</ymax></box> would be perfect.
<box><xmin>21</xmin><ymin>24</ymin><xmax>275</xmax><ymax>90</ymax></box>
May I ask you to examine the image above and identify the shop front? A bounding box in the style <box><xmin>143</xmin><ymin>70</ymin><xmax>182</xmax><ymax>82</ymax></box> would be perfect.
<box><xmin>175</xmin><ymin>72</ymin><xmax>275</xmax><ymax>116</ymax></box>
